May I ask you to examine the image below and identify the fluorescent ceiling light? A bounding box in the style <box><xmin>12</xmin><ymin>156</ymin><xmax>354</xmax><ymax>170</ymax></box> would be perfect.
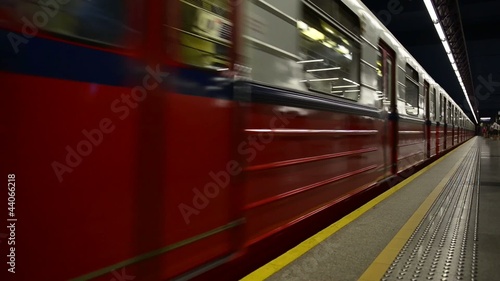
<box><xmin>435</xmin><ymin>23</ymin><xmax>446</xmax><ymax>40</ymax></box>
<box><xmin>447</xmin><ymin>53</ymin><xmax>455</xmax><ymax>64</ymax></box>
<box><xmin>331</xmin><ymin>85</ymin><xmax>358</xmax><ymax>89</ymax></box>
<box><xmin>342</xmin><ymin>78</ymin><xmax>360</xmax><ymax>86</ymax></box>
<box><xmin>297</xmin><ymin>59</ymin><xmax>324</xmax><ymax>64</ymax></box>
<box><xmin>424</xmin><ymin>0</ymin><xmax>439</xmax><ymax>22</ymax></box>
<box><xmin>424</xmin><ymin>0</ymin><xmax>478</xmax><ymax>124</ymax></box>
<box><xmin>300</xmin><ymin>78</ymin><xmax>339</xmax><ymax>82</ymax></box>
<box><xmin>306</xmin><ymin>67</ymin><xmax>341</xmax><ymax>72</ymax></box>
<box><xmin>442</xmin><ymin>40</ymin><xmax>451</xmax><ymax>53</ymax></box>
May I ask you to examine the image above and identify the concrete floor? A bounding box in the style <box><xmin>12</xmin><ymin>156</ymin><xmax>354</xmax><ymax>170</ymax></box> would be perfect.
<box><xmin>478</xmin><ymin>138</ymin><xmax>500</xmax><ymax>280</ymax></box>
<box><xmin>265</xmin><ymin>140</ymin><xmax>477</xmax><ymax>280</ymax></box>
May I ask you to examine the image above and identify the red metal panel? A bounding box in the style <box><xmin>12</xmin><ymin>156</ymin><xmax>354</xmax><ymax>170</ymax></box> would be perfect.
<box><xmin>240</xmin><ymin>103</ymin><xmax>385</xmax><ymax>247</ymax></box>
<box><xmin>446</xmin><ymin>126</ymin><xmax>453</xmax><ymax>150</ymax></box>
<box><xmin>0</xmin><ymin>73</ymin><xmax>241</xmax><ymax>280</ymax></box>
<box><xmin>397</xmin><ymin>121</ymin><xmax>426</xmax><ymax>172</ymax></box>
<box><xmin>429</xmin><ymin>124</ymin><xmax>437</xmax><ymax>158</ymax></box>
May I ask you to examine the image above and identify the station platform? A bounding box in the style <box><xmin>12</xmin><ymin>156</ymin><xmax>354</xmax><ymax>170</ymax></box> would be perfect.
<box><xmin>241</xmin><ymin>136</ymin><xmax>500</xmax><ymax>280</ymax></box>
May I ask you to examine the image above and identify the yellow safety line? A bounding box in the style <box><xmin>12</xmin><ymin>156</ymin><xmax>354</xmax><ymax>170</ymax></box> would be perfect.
<box><xmin>358</xmin><ymin>140</ymin><xmax>474</xmax><ymax>281</ymax></box>
<box><xmin>241</xmin><ymin>142</ymin><xmax>465</xmax><ymax>281</ymax></box>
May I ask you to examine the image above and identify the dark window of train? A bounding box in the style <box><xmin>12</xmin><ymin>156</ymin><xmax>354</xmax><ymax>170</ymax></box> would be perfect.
<box><xmin>405</xmin><ymin>64</ymin><xmax>419</xmax><ymax>116</ymax></box>
<box><xmin>376</xmin><ymin>51</ymin><xmax>384</xmax><ymax>107</ymax></box>
<box><xmin>11</xmin><ymin>0</ymin><xmax>138</xmax><ymax>47</ymax></box>
<box><xmin>173</xmin><ymin>0</ymin><xmax>232</xmax><ymax>70</ymax></box>
<box><xmin>442</xmin><ymin>95</ymin><xmax>447</xmax><ymax>123</ymax></box>
<box><xmin>446</xmin><ymin>101</ymin><xmax>453</xmax><ymax>125</ymax></box>
<box><xmin>436</xmin><ymin>92</ymin><xmax>441</xmax><ymax>123</ymax></box>
<box><xmin>298</xmin><ymin>4</ymin><xmax>361</xmax><ymax>100</ymax></box>
<box><xmin>308</xmin><ymin>0</ymin><xmax>360</xmax><ymax>34</ymax></box>
<box><xmin>449</xmin><ymin>104</ymin><xmax>454</xmax><ymax>125</ymax></box>
<box><xmin>429</xmin><ymin>87</ymin><xmax>436</xmax><ymax>121</ymax></box>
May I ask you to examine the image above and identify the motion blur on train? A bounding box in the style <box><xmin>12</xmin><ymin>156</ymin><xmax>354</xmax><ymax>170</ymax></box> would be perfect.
<box><xmin>0</xmin><ymin>0</ymin><xmax>475</xmax><ymax>280</ymax></box>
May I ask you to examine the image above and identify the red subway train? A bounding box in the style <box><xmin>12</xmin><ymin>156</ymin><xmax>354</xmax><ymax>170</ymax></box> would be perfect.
<box><xmin>0</xmin><ymin>0</ymin><xmax>475</xmax><ymax>280</ymax></box>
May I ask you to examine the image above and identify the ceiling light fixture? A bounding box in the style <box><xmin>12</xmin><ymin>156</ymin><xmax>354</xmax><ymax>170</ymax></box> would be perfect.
<box><xmin>423</xmin><ymin>0</ymin><xmax>477</xmax><ymax>124</ymax></box>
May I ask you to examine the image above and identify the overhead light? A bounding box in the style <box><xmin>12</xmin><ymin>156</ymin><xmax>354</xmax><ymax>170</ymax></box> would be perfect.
<box><xmin>480</xmin><ymin>117</ymin><xmax>491</xmax><ymax>121</ymax></box>
<box><xmin>435</xmin><ymin>23</ymin><xmax>446</xmax><ymax>40</ymax></box>
<box><xmin>297</xmin><ymin>59</ymin><xmax>324</xmax><ymax>64</ymax></box>
<box><xmin>300</xmin><ymin>78</ymin><xmax>339</xmax><ymax>82</ymax></box>
<box><xmin>337</xmin><ymin>45</ymin><xmax>350</xmax><ymax>54</ymax></box>
<box><xmin>331</xmin><ymin>85</ymin><xmax>358</xmax><ymax>89</ymax></box>
<box><xmin>306</xmin><ymin>67</ymin><xmax>341</xmax><ymax>72</ymax></box>
<box><xmin>301</xmin><ymin>27</ymin><xmax>325</xmax><ymax>41</ymax></box>
<box><xmin>323</xmin><ymin>42</ymin><xmax>334</xmax><ymax>48</ymax></box>
<box><xmin>342</xmin><ymin>78</ymin><xmax>360</xmax><ymax>86</ymax></box>
<box><xmin>297</xmin><ymin>21</ymin><xmax>308</xmax><ymax>30</ymax></box>
<box><xmin>424</xmin><ymin>0</ymin><xmax>477</xmax><ymax>124</ymax></box>
<box><xmin>424</xmin><ymin>0</ymin><xmax>439</xmax><ymax>22</ymax></box>
<box><xmin>447</xmin><ymin>53</ymin><xmax>455</xmax><ymax>64</ymax></box>
<box><xmin>442</xmin><ymin>40</ymin><xmax>451</xmax><ymax>53</ymax></box>
<box><xmin>322</xmin><ymin>25</ymin><xmax>334</xmax><ymax>34</ymax></box>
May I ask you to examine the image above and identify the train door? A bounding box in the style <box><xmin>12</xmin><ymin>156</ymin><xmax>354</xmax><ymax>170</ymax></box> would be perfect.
<box><xmin>424</xmin><ymin>80</ymin><xmax>430</xmax><ymax>158</ymax></box>
<box><xmin>379</xmin><ymin>41</ymin><xmax>397</xmax><ymax>174</ymax></box>
<box><xmin>161</xmin><ymin>0</ymin><xmax>244</xmax><ymax>279</ymax></box>
<box><xmin>451</xmin><ymin>105</ymin><xmax>455</xmax><ymax>146</ymax></box>
<box><xmin>448</xmin><ymin>99</ymin><xmax>452</xmax><ymax>148</ymax></box>
<box><xmin>441</xmin><ymin>94</ymin><xmax>447</xmax><ymax>151</ymax></box>
<box><xmin>436</xmin><ymin>91</ymin><xmax>441</xmax><ymax>155</ymax></box>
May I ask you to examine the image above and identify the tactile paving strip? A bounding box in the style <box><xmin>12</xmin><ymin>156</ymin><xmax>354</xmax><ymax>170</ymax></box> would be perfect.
<box><xmin>382</xmin><ymin>143</ymin><xmax>480</xmax><ymax>281</ymax></box>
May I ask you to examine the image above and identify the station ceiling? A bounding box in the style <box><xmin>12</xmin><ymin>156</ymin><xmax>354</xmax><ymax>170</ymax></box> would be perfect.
<box><xmin>361</xmin><ymin>0</ymin><xmax>500</xmax><ymax>122</ymax></box>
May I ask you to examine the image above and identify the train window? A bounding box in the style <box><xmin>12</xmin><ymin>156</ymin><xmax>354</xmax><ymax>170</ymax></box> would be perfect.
<box><xmin>377</xmin><ymin>51</ymin><xmax>384</xmax><ymax>105</ymax></box>
<box><xmin>436</xmin><ymin>91</ymin><xmax>441</xmax><ymax>123</ymax></box>
<box><xmin>379</xmin><ymin>42</ymin><xmax>395</xmax><ymax>110</ymax></box>
<box><xmin>298</xmin><ymin>4</ymin><xmax>361</xmax><ymax>100</ymax></box>
<box><xmin>442</xmin><ymin>98</ymin><xmax>446</xmax><ymax>123</ymax></box>
<box><xmin>405</xmin><ymin>64</ymin><xmax>419</xmax><ymax>116</ymax></box>
<box><xmin>446</xmin><ymin>101</ymin><xmax>453</xmax><ymax>125</ymax></box>
<box><xmin>308</xmin><ymin>0</ymin><xmax>360</xmax><ymax>34</ymax></box>
<box><xmin>386</xmin><ymin>58</ymin><xmax>393</xmax><ymax>100</ymax></box>
<box><xmin>429</xmin><ymin>87</ymin><xmax>436</xmax><ymax>121</ymax></box>
<box><xmin>442</xmin><ymin>95</ymin><xmax>447</xmax><ymax>123</ymax></box>
<box><xmin>424</xmin><ymin>81</ymin><xmax>429</xmax><ymax>119</ymax></box>
<box><xmin>173</xmin><ymin>0</ymin><xmax>232</xmax><ymax>70</ymax></box>
<box><xmin>10</xmin><ymin>0</ymin><xmax>138</xmax><ymax>47</ymax></box>
<box><xmin>451</xmin><ymin>104</ymin><xmax>455</xmax><ymax>125</ymax></box>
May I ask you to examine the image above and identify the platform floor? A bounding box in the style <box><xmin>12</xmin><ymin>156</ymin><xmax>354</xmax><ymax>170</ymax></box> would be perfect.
<box><xmin>242</xmin><ymin>137</ymin><xmax>500</xmax><ymax>280</ymax></box>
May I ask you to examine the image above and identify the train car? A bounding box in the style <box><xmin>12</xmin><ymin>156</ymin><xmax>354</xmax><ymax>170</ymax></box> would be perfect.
<box><xmin>0</xmin><ymin>0</ymin><xmax>475</xmax><ymax>280</ymax></box>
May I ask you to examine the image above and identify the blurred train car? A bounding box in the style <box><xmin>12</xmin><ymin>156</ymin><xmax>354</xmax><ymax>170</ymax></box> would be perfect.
<box><xmin>0</xmin><ymin>0</ymin><xmax>475</xmax><ymax>280</ymax></box>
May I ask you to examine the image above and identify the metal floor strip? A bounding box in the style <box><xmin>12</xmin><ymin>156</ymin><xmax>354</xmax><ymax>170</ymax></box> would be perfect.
<box><xmin>382</xmin><ymin>141</ymin><xmax>480</xmax><ymax>281</ymax></box>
